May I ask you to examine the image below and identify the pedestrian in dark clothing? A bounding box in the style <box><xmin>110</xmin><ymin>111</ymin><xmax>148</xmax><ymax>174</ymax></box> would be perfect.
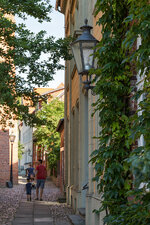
<box><xmin>25</xmin><ymin>178</ymin><xmax>32</xmax><ymax>201</ymax></box>
<box><xmin>27</xmin><ymin>164</ymin><xmax>35</xmax><ymax>180</ymax></box>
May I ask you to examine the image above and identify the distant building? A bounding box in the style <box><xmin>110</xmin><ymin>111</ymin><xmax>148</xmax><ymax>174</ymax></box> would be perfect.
<box><xmin>18</xmin><ymin>83</ymin><xmax>64</xmax><ymax>174</ymax></box>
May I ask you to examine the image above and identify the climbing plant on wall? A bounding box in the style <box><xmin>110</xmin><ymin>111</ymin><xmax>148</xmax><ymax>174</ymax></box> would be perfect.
<box><xmin>90</xmin><ymin>0</ymin><xmax>150</xmax><ymax>224</ymax></box>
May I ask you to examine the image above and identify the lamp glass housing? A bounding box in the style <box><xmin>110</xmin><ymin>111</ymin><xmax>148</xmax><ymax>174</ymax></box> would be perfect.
<box><xmin>9</xmin><ymin>134</ymin><xmax>16</xmax><ymax>143</ymax></box>
<box><xmin>82</xmin><ymin>42</ymin><xmax>96</xmax><ymax>71</ymax></box>
<box><xmin>71</xmin><ymin>19</ymin><xmax>98</xmax><ymax>75</ymax></box>
<box><xmin>71</xmin><ymin>41</ymin><xmax>83</xmax><ymax>74</ymax></box>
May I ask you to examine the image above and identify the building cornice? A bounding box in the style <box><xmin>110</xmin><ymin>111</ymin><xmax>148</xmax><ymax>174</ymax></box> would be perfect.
<box><xmin>56</xmin><ymin>118</ymin><xmax>64</xmax><ymax>132</ymax></box>
<box><xmin>55</xmin><ymin>0</ymin><xmax>60</xmax><ymax>10</ymax></box>
<box><xmin>55</xmin><ymin>0</ymin><xmax>67</xmax><ymax>14</ymax></box>
<box><xmin>41</xmin><ymin>87</ymin><xmax>64</xmax><ymax>96</ymax></box>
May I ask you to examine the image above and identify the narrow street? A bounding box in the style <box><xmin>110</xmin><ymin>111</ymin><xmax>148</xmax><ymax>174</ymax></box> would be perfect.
<box><xmin>0</xmin><ymin>176</ymin><xmax>74</xmax><ymax>225</ymax></box>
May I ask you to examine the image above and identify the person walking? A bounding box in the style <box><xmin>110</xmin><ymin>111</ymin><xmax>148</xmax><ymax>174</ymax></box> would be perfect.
<box><xmin>35</xmin><ymin>159</ymin><xmax>47</xmax><ymax>201</ymax></box>
<box><xmin>25</xmin><ymin>178</ymin><xmax>32</xmax><ymax>201</ymax></box>
<box><xmin>27</xmin><ymin>164</ymin><xmax>35</xmax><ymax>180</ymax></box>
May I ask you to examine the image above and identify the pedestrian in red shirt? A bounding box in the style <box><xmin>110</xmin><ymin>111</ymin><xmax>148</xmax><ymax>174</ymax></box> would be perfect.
<box><xmin>35</xmin><ymin>159</ymin><xmax>47</xmax><ymax>201</ymax></box>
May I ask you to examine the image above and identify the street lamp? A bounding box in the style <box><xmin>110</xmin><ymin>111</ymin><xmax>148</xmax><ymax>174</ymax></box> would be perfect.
<box><xmin>9</xmin><ymin>133</ymin><xmax>16</xmax><ymax>187</ymax></box>
<box><xmin>71</xmin><ymin>19</ymin><xmax>98</xmax><ymax>90</ymax></box>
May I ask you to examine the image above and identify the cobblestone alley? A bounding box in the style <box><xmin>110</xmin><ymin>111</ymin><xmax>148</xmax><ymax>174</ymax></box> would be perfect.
<box><xmin>0</xmin><ymin>176</ymin><xmax>74</xmax><ymax>225</ymax></box>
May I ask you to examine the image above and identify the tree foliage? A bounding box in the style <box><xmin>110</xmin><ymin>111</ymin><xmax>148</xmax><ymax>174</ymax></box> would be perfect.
<box><xmin>34</xmin><ymin>98</ymin><xmax>64</xmax><ymax>171</ymax></box>
<box><xmin>18</xmin><ymin>140</ymin><xmax>24</xmax><ymax>160</ymax></box>
<box><xmin>91</xmin><ymin>0</ymin><xmax>150</xmax><ymax>224</ymax></box>
<box><xmin>0</xmin><ymin>0</ymin><xmax>71</xmax><ymax>126</ymax></box>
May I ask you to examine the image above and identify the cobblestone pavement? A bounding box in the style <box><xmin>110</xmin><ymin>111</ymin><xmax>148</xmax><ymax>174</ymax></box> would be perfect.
<box><xmin>0</xmin><ymin>176</ymin><xmax>25</xmax><ymax>225</ymax></box>
<box><xmin>0</xmin><ymin>176</ymin><xmax>74</xmax><ymax>225</ymax></box>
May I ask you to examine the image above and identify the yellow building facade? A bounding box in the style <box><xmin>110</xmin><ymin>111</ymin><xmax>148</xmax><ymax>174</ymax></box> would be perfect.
<box><xmin>56</xmin><ymin>0</ymin><xmax>105</xmax><ymax>224</ymax></box>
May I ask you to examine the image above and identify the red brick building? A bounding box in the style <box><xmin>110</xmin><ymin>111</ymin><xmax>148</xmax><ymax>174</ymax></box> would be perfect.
<box><xmin>0</xmin><ymin>14</ymin><xmax>18</xmax><ymax>187</ymax></box>
<box><xmin>0</xmin><ymin>128</ymin><xmax>18</xmax><ymax>187</ymax></box>
<box><xmin>0</xmin><ymin>131</ymin><xmax>10</xmax><ymax>186</ymax></box>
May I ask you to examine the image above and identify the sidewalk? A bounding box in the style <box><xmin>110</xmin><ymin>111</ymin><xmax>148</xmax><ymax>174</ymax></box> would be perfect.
<box><xmin>12</xmin><ymin>200</ymin><xmax>72</xmax><ymax>225</ymax></box>
<box><xmin>0</xmin><ymin>176</ymin><xmax>74</xmax><ymax>225</ymax></box>
<box><xmin>11</xmin><ymin>177</ymin><xmax>74</xmax><ymax>225</ymax></box>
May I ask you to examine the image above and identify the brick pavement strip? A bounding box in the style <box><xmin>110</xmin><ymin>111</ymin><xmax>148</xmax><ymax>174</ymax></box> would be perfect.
<box><xmin>0</xmin><ymin>176</ymin><xmax>74</xmax><ymax>225</ymax></box>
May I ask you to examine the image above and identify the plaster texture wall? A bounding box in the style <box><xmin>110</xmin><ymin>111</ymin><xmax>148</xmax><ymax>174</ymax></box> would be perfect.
<box><xmin>56</xmin><ymin>0</ymin><xmax>105</xmax><ymax>224</ymax></box>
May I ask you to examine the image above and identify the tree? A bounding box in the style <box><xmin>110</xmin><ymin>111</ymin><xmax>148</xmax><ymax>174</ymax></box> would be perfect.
<box><xmin>18</xmin><ymin>140</ymin><xmax>24</xmax><ymax>160</ymax></box>
<box><xmin>0</xmin><ymin>0</ymin><xmax>71</xmax><ymax>126</ymax></box>
<box><xmin>34</xmin><ymin>98</ymin><xmax>64</xmax><ymax>172</ymax></box>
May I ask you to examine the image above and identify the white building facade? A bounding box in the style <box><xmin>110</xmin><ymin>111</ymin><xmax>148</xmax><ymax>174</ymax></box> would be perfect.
<box><xmin>18</xmin><ymin>122</ymin><xmax>33</xmax><ymax>173</ymax></box>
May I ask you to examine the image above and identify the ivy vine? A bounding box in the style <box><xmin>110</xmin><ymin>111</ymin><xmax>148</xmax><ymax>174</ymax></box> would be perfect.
<box><xmin>90</xmin><ymin>0</ymin><xmax>150</xmax><ymax>224</ymax></box>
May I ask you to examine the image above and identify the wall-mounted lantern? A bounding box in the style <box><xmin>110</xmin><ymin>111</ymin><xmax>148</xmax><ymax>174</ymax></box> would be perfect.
<box><xmin>71</xmin><ymin>19</ymin><xmax>98</xmax><ymax>90</ymax></box>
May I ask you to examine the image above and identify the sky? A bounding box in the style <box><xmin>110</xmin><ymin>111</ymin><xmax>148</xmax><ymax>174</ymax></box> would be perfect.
<box><xmin>16</xmin><ymin>0</ymin><xmax>65</xmax><ymax>89</ymax></box>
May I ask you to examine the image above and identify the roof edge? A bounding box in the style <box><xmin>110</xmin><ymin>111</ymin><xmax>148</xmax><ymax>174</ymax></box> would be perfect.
<box><xmin>55</xmin><ymin>0</ymin><xmax>67</xmax><ymax>14</ymax></box>
<box><xmin>56</xmin><ymin>118</ymin><xmax>64</xmax><ymax>132</ymax></box>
